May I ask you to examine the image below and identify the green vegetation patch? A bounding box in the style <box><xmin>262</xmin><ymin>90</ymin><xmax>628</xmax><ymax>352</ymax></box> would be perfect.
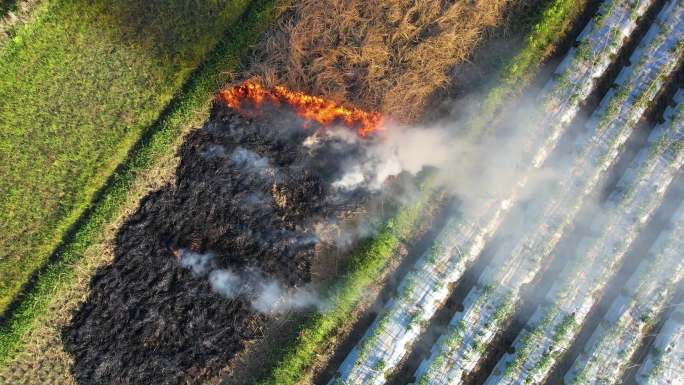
<box><xmin>0</xmin><ymin>0</ymin><xmax>284</xmax><ymax>367</ymax></box>
<box><xmin>0</xmin><ymin>0</ymin><xmax>253</xmax><ymax>314</ymax></box>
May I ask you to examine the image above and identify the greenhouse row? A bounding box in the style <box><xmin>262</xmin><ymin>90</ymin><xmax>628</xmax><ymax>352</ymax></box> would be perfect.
<box><xmin>488</xmin><ymin>64</ymin><xmax>684</xmax><ymax>385</ymax></box>
<box><xmin>635</xmin><ymin>306</ymin><xmax>684</xmax><ymax>385</ymax></box>
<box><xmin>565</xmin><ymin>195</ymin><xmax>684</xmax><ymax>384</ymax></box>
<box><xmin>416</xmin><ymin>3</ymin><xmax>684</xmax><ymax>383</ymax></box>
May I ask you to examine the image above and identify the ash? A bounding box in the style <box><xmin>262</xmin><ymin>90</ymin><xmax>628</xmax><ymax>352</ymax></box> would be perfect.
<box><xmin>62</xmin><ymin>102</ymin><xmax>393</xmax><ymax>385</ymax></box>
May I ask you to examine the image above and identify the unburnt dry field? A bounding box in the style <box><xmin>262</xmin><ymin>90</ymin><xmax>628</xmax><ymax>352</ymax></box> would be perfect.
<box><xmin>7</xmin><ymin>1</ymin><xmax>682</xmax><ymax>385</ymax></box>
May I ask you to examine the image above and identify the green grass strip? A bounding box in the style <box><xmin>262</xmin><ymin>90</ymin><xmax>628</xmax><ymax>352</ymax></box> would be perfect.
<box><xmin>0</xmin><ymin>0</ymin><xmax>283</xmax><ymax>367</ymax></box>
<box><xmin>470</xmin><ymin>0</ymin><xmax>589</xmax><ymax>138</ymax></box>
<box><xmin>259</xmin><ymin>178</ymin><xmax>441</xmax><ymax>385</ymax></box>
<box><xmin>255</xmin><ymin>1</ymin><xmax>590</xmax><ymax>384</ymax></box>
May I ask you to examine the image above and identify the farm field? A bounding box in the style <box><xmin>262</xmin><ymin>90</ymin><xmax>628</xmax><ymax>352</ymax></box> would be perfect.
<box><xmin>0</xmin><ymin>0</ymin><xmax>256</xmax><ymax>314</ymax></box>
<box><xmin>1</xmin><ymin>0</ymin><xmax>683</xmax><ymax>384</ymax></box>
<box><xmin>0</xmin><ymin>0</ymin><xmax>286</xmax><ymax>380</ymax></box>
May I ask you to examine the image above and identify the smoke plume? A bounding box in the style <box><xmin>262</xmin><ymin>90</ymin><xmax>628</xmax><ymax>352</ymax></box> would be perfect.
<box><xmin>179</xmin><ymin>249</ymin><xmax>323</xmax><ymax>314</ymax></box>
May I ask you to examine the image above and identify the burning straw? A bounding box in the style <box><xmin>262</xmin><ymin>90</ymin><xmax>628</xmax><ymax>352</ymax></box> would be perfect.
<box><xmin>218</xmin><ymin>81</ymin><xmax>385</xmax><ymax>137</ymax></box>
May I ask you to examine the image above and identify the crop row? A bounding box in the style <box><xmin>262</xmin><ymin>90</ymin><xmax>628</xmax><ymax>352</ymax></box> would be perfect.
<box><xmin>635</xmin><ymin>305</ymin><xmax>684</xmax><ymax>384</ymax></box>
<box><xmin>487</xmin><ymin>7</ymin><xmax>684</xmax><ymax>380</ymax></box>
<box><xmin>330</xmin><ymin>1</ymin><xmax>657</xmax><ymax>384</ymax></box>
<box><xmin>490</xmin><ymin>115</ymin><xmax>684</xmax><ymax>384</ymax></box>
<box><xmin>532</xmin><ymin>0</ymin><xmax>658</xmax><ymax>167</ymax></box>
<box><xmin>565</xmin><ymin>189</ymin><xmax>684</xmax><ymax>384</ymax></box>
<box><xmin>416</xmin><ymin>2</ymin><xmax>684</xmax><ymax>384</ymax></box>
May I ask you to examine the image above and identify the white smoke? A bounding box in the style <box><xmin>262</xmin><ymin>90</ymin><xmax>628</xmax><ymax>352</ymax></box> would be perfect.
<box><xmin>321</xmin><ymin>124</ymin><xmax>451</xmax><ymax>191</ymax></box>
<box><xmin>326</xmin><ymin>94</ymin><xmax>568</xmax><ymax>217</ymax></box>
<box><xmin>180</xmin><ymin>250</ymin><xmax>214</xmax><ymax>275</ymax></box>
<box><xmin>208</xmin><ymin>269</ymin><xmax>242</xmax><ymax>298</ymax></box>
<box><xmin>332</xmin><ymin>164</ymin><xmax>368</xmax><ymax>190</ymax></box>
<box><xmin>230</xmin><ymin>147</ymin><xmax>273</xmax><ymax>178</ymax></box>
<box><xmin>178</xmin><ymin>249</ymin><xmax>322</xmax><ymax>315</ymax></box>
<box><xmin>251</xmin><ymin>278</ymin><xmax>321</xmax><ymax>314</ymax></box>
<box><xmin>200</xmin><ymin>143</ymin><xmax>227</xmax><ymax>159</ymax></box>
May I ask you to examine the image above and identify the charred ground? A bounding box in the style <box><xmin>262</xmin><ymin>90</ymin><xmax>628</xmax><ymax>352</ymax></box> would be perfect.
<box><xmin>61</xmin><ymin>101</ymin><xmax>396</xmax><ymax>385</ymax></box>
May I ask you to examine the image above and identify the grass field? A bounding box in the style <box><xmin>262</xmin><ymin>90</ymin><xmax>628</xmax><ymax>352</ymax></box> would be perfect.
<box><xmin>253</xmin><ymin>1</ymin><xmax>589</xmax><ymax>383</ymax></box>
<box><xmin>0</xmin><ymin>0</ymin><xmax>254</xmax><ymax>315</ymax></box>
<box><xmin>0</xmin><ymin>0</ymin><xmax>287</xmax><ymax>377</ymax></box>
<box><xmin>1</xmin><ymin>1</ymin><xmax>45</xmax><ymax>45</ymax></box>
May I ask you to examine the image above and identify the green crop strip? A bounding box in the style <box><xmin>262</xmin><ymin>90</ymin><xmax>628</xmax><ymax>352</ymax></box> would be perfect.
<box><xmin>0</xmin><ymin>0</ymin><xmax>257</xmax><ymax>314</ymax></box>
<box><xmin>470</xmin><ymin>0</ymin><xmax>589</xmax><ymax>138</ymax></box>
<box><xmin>0</xmin><ymin>0</ymin><xmax>284</xmax><ymax>367</ymax></box>
<box><xmin>254</xmin><ymin>2</ymin><xmax>589</xmax><ymax>384</ymax></box>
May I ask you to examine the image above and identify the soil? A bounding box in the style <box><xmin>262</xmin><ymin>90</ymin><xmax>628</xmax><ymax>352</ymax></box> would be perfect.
<box><xmin>61</xmin><ymin>101</ymin><xmax>387</xmax><ymax>385</ymax></box>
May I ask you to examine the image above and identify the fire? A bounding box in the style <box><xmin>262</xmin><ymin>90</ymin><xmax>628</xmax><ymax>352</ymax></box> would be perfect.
<box><xmin>218</xmin><ymin>81</ymin><xmax>384</xmax><ymax>137</ymax></box>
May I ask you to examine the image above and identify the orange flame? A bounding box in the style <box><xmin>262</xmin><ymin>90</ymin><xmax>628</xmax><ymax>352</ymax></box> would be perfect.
<box><xmin>218</xmin><ymin>81</ymin><xmax>384</xmax><ymax>137</ymax></box>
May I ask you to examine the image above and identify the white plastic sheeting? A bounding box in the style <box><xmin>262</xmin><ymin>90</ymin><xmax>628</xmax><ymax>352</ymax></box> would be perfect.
<box><xmin>415</xmin><ymin>2</ymin><xmax>684</xmax><ymax>383</ymax></box>
<box><xmin>485</xmin><ymin>7</ymin><xmax>684</xmax><ymax>378</ymax></box>
<box><xmin>564</xmin><ymin>196</ymin><xmax>684</xmax><ymax>384</ymax></box>
<box><xmin>328</xmin><ymin>1</ymin><xmax>656</xmax><ymax>384</ymax></box>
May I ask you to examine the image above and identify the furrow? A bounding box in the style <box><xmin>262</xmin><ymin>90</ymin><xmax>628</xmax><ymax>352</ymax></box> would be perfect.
<box><xmin>635</xmin><ymin>305</ymin><xmax>684</xmax><ymax>385</ymax></box>
<box><xmin>564</xmin><ymin>193</ymin><xmax>684</xmax><ymax>384</ymax></box>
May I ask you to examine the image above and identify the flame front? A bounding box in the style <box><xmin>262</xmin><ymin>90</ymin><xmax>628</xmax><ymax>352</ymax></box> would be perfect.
<box><xmin>218</xmin><ymin>81</ymin><xmax>384</xmax><ymax>137</ymax></box>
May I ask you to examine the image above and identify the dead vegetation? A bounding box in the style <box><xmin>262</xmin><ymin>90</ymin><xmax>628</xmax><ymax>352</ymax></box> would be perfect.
<box><xmin>245</xmin><ymin>0</ymin><xmax>523</xmax><ymax>122</ymax></box>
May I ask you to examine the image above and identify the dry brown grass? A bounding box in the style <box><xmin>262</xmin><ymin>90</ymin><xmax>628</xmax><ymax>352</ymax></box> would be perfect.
<box><xmin>245</xmin><ymin>0</ymin><xmax>519</xmax><ymax>122</ymax></box>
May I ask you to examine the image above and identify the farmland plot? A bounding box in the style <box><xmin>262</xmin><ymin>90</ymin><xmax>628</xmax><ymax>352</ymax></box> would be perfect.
<box><xmin>564</xmin><ymin>189</ymin><xmax>684</xmax><ymax>384</ymax></box>
<box><xmin>488</xmin><ymin>83</ymin><xmax>684</xmax><ymax>384</ymax></box>
<box><xmin>254</xmin><ymin>3</ymin><xmax>594</xmax><ymax>385</ymax></box>
<box><xmin>7</xmin><ymin>0</ymin><xmax>684</xmax><ymax>383</ymax></box>
<box><xmin>0</xmin><ymin>0</ymin><xmax>255</xmax><ymax>315</ymax></box>
<box><xmin>480</xmin><ymin>7</ymin><xmax>684</xmax><ymax>383</ymax></box>
<box><xmin>0</xmin><ymin>0</ymin><xmax>286</xmax><ymax>382</ymax></box>
<box><xmin>414</xmin><ymin>3</ymin><xmax>684</xmax><ymax>384</ymax></box>
<box><xmin>329</xmin><ymin>1</ymin><xmax>659</xmax><ymax>384</ymax></box>
<box><xmin>0</xmin><ymin>0</ymin><xmax>592</xmax><ymax>384</ymax></box>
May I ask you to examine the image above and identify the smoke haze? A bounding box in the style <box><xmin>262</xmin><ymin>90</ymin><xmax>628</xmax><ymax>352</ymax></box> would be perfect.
<box><xmin>180</xmin><ymin>249</ymin><xmax>323</xmax><ymax>314</ymax></box>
